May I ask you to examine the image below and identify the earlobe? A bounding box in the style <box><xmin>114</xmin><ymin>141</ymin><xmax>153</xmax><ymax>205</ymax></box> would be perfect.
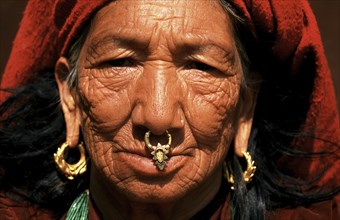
<box><xmin>234</xmin><ymin>85</ymin><xmax>259</xmax><ymax>157</ymax></box>
<box><xmin>234</xmin><ymin>116</ymin><xmax>254</xmax><ymax>157</ymax></box>
<box><xmin>55</xmin><ymin>57</ymin><xmax>80</xmax><ymax>148</ymax></box>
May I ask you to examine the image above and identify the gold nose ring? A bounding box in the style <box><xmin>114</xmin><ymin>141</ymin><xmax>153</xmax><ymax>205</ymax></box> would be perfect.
<box><xmin>144</xmin><ymin>130</ymin><xmax>172</xmax><ymax>170</ymax></box>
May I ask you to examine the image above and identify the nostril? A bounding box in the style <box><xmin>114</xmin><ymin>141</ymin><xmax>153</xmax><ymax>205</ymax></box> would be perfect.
<box><xmin>131</xmin><ymin>89</ymin><xmax>185</xmax><ymax>138</ymax></box>
<box><xmin>147</xmin><ymin>128</ymin><xmax>168</xmax><ymax>136</ymax></box>
<box><xmin>132</xmin><ymin>125</ymin><xmax>149</xmax><ymax>141</ymax></box>
<box><xmin>131</xmin><ymin>105</ymin><xmax>184</xmax><ymax>135</ymax></box>
<box><xmin>132</xmin><ymin>125</ymin><xmax>185</xmax><ymax>155</ymax></box>
<box><xmin>144</xmin><ymin>130</ymin><xmax>172</xmax><ymax>149</ymax></box>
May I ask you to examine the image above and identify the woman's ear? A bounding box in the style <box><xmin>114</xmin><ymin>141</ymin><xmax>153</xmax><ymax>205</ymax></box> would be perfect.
<box><xmin>55</xmin><ymin>57</ymin><xmax>81</xmax><ymax>148</ymax></box>
<box><xmin>234</xmin><ymin>82</ymin><xmax>260</xmax><ymax>157</ymax></box>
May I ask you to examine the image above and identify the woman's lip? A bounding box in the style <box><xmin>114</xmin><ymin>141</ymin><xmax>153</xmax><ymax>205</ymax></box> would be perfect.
<box><xmin>112</xmin><ymin>141</ymin><xmax>195</xmax><ymax>157</ymax></box>
<box><xmin>126</xmin><ymin>150</ymin><xmax>191</xmax><ymax>157</ymax></box>
<box><xmin>117</xmin><ymin>151</ymin><xmax>189</xmax><ymax>177</ymax></box>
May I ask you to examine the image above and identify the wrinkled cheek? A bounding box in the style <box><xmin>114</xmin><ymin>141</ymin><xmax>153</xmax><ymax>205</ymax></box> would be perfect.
<box><xmin>186</xmin><ymin>83</ymin><xmax>240</xmax><ymax>147</ymax></box>
<box><xmin>77</xmin><ymin>77</ymin><xmax>133</xmax><ymax>136</ymax></box>
<box><xmin>82</xmin><ymin>132</ymin><xmax>133</xmax><ymax>184</ymax></box>
<box><xmin>75</xmin><ymin>78</ymin><xmax>135</xmax><ymax>179</ymax></box>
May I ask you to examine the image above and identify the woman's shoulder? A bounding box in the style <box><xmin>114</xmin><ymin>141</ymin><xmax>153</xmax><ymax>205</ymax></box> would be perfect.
<box><xmin>266</xmin><ymin>196</ymin><xmax>340</xmax><ymax>220</ymax></box>
<box><xmin>0</xmin><ymin>193</ymin><xmax>57</xmax><ymax>220</ymax></box>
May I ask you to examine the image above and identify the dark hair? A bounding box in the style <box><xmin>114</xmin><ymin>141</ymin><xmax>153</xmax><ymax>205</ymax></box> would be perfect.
<box><xmin>0</xmin><ymin>2</ymin><xmax>339</xmax><ymax>220</ymax></box>
<box><xmin>0</xmin><ymin>71</ymin><xmax>89</xmax><ymax>217</ymax></box>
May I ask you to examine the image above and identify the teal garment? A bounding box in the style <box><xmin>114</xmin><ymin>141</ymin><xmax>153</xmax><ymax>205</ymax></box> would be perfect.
<box><xmin>66</xmin><ymin>190</ymin><xmax>89</xmax><ymax>220</ymax></box>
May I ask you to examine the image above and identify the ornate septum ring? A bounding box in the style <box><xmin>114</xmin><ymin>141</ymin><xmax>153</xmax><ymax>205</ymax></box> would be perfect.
<box><xmin>144</xmin><ymin>130</ymin><xmax>172</xmax><ymax>170</ymax></box>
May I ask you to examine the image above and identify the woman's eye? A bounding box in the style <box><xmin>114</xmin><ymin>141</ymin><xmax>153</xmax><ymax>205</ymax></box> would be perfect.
<box><xmin>187</xmin><ymin>62</ymin><xmax>214</xmax><ymax>71</ymax></box>
<box><xmin>105</xmin><ymin>58</ymin><xmax>133</xmax><ymax>67</ymax></box>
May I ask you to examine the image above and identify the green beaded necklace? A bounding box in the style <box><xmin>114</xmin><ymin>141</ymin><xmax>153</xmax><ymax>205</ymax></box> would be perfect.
<box><xmin>66</xmin><ymin>190</ymin><xmax>89</xmax><ymax>220</ymax></box>
<box><xmin>65</xmin><ymin>188</ymin><xmax>234</xmax><ymax>219</ymax></box>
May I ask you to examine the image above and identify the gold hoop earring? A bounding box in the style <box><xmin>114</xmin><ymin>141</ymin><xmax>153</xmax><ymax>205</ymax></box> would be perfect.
<box><xmin>54</xmin><ymin>142</ymin><xmax>87</xmax><ymax>180</ymax></box>
<box><xmin>224</xmin><ymin>151</ymin><xmax>256</xmax><ymax>190</ymax></box>
<box><xmin>144</xmin><ymin>130</ymin><xmax>172</xmax><ymax>171</ymax></box>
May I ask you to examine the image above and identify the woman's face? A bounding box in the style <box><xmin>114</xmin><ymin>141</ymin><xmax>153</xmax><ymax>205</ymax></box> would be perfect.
<box><xmin>59</xmin><ymin>0</ymin><xmax>254</xmax><ymax>205</ymax></box>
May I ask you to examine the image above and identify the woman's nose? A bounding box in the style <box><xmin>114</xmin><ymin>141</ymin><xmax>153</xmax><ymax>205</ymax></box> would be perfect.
<box><xmin>131</xmin><ymin>64</ymin><xmax>184</xmax><ymax>135</ymax></box>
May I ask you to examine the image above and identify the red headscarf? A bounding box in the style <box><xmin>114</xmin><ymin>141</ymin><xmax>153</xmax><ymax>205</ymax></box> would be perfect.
<box><xmin>1</xmin><ymin>0</ymin><xmax>339</xmax><ymax>218</ymax></box>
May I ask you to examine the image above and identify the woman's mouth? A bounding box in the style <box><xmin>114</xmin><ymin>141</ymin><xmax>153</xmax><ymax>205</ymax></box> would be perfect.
<box><xmin>114</xmin><ymin>147</ymin><xmax>192</xmax><ymax>177</ymax></box>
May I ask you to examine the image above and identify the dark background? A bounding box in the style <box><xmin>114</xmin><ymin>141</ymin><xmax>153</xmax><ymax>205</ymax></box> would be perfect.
<box><xmin>1</xmin><ymin>0</ymin><xmax>339</xmax><ymax>111</ymax></box>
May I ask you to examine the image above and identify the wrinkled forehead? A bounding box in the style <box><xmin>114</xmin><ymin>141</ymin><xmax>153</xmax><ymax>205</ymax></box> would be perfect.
<box><xmin>85</xmin><ymin>0</ymin><xmax>234</xmax><ymax>46</ymax></box>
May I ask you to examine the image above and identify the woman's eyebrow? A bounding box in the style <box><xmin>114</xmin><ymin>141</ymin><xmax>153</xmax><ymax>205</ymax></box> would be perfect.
<box><xmin>87</xmin><ymin>30</ymin><xmax>234</xmax><ymax>59</ymax></box>
<box><xmin>186</xmin><ymin>44</ymin><xmax>233</xmax><ymax>57</ymax></box>
<box><xmin>85</xmin><ymin>35</ymin><xmax>149</xmax><ymax>61</ymax></box>
<box><xmin>173</xmin><ymin>38</ymin><xmax>235</xmax><ymax>62</ymax></box>
<box><xmin>88</xmin><ymin>36</ymin><xmax>136</xmax><ymax>51</ymax></box>
<box><xmin>88</xmin><ymin>30</ymin><xmax>152</xmax><ymax>51</ymax></box>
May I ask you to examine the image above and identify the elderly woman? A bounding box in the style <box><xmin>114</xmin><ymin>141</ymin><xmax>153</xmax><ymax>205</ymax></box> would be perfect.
<box><xmin>0</xmin><ymin>0</ymin><xmax>339</xmax><ymax>219</ymax></box>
